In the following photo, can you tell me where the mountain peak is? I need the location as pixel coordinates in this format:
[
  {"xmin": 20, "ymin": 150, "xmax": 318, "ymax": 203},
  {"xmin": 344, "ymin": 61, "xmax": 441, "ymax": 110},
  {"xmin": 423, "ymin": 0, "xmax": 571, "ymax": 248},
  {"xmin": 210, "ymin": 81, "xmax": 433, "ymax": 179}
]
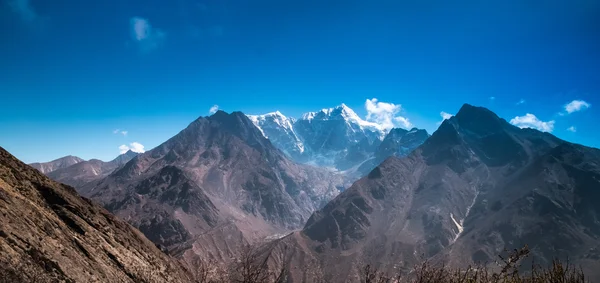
[
  {"xmin": 455, "ymin": 104, "xmax": 499, "ymax": 120},
  {"xmin": 300, "ymin": 104, "xmax": 383, "ymax": 133},
  {"xmin": 452, "ymin": 104, "xmax": 506, "ymax": 134}
]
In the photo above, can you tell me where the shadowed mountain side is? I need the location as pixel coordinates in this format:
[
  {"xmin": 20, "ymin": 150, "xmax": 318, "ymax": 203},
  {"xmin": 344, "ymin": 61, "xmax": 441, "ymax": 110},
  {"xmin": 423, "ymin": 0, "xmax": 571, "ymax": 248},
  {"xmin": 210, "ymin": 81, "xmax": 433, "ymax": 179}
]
[
  {"xmin": 264, "ymin": 104, "xmax": 600, "ymax": 282},
  {"xmin": 79, "ymin": 110, "xmax": 346, "ymax": 264}
]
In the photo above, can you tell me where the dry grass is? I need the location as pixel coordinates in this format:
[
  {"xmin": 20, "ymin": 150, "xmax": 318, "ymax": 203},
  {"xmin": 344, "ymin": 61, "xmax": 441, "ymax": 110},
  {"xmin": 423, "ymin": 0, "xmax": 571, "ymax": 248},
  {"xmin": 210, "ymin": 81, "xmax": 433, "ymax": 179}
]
[
  {"xmin": 362, "ymin": 246, "xmax": 587, "ymax": 283},
  {"xmin": 1, "ymin": 245, "xmax": 588, "ymax": 282}
]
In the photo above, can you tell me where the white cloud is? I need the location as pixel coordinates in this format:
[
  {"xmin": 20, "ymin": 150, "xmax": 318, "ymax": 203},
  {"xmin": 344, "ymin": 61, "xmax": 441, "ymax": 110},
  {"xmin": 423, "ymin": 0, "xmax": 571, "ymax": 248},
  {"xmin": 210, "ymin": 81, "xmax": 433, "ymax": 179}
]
[
  {"xmin": 489, "ymin": 96, "xmax": 496, "ymax": 101},
  {"xmin": 130, "ymin": 17, "xmax": 166, "ymax": 53},
  {"xmin": 119, "ymin": 142, "xmax": 145, "ymax": 154},
  {"xmin": 209, "ymin": 105, "xmax": 219, "ymax": 114},
  {"xmin": 9, "ymin": 0, "xmax": 36, "ymax": 22},
  {"xmin": 564, "ymin": 100, "xmax": 591, "ymax": 114},
  {"xmin": 113, "ymin": 129, "xmax": 128, "ymax": 136},
  {"xmin": 509, "ymin": 114, "xmax": 555, "ymax": 132},
  {"xmin": 567, "ymin": 126, "xmax": 577, "ymax": 133},
  {"xmin": 441, "ymin": 111, "xmax": 453, "ymax": 120},
  {"xmin": 517, "ymin": 99, "xmax": 525, "ymax": 105},
  {"xmin": 364, "ymin": 98, "xmax": 412, "ymax": 130},
  {"xmin": 394, "ymin": 116, "xmax": 412, "ymax": 129},
  {"xmin": 437, "ymin": 111, "xmax": 453, "ymax": 125},
  {"xmin": 120, "ymin": 131, "xmax": 128, "ymax": 136},
  {"xmin": 118, "ymin": 145, "xmax": 129, "ymax": 154}
]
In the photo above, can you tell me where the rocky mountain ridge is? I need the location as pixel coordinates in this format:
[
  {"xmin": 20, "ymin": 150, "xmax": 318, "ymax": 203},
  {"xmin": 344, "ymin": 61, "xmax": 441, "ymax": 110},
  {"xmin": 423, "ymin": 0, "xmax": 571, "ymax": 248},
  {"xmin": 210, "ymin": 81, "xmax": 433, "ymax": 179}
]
[
  {"xmin": 77, "ymin": 110, "xmax": 345, "ymax": 264},
  {"xmin": 30, "ymin": 155, "xmax": 84, "ymax": 174},
  {"xmin": 267, "ymin": 104, "xmax": 600, "ymax": 282},
  {"xmin": 46, "ymin": 150, "xmax": 138, "ymax": 188}
]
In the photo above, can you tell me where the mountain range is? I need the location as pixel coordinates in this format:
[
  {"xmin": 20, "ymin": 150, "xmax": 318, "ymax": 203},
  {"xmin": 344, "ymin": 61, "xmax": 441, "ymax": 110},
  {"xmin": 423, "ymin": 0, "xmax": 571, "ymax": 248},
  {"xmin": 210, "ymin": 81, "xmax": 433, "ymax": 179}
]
[
  {"xmin": 248, "ymin": 104, "xmax": 429, "ymax": 177},
  {"xmin": 268, "ymin": 104, "xmax": 600, "ymax": 281},
  {"xmin": 75, "ymin": 110, "xmax": 346, "ymax": 263},
  {"xmin": 5, "ymin": 102, "xmax": 600, "ymax": 282},
  {"xmin": 43, "ymin": 150, "xmax": 139, "ymax": 188},
  {"xmin": 30, "ymin": 155, "xmax": 85, "ymax": 174}
]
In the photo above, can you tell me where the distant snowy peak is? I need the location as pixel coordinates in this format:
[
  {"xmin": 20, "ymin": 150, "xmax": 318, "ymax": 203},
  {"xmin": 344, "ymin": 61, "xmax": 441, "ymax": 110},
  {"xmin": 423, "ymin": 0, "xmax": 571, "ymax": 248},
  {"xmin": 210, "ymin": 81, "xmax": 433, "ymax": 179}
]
[
  {"xmin": 300, "ymin": 103, "xmax": 384, "ymax": 135},
  {"xmin": 247, "ymin": 111, "xmax": 304, "ymax": 154},
  {"xmin": 248, "ymin": 111, "xmax": 294, "ymax": 131}
]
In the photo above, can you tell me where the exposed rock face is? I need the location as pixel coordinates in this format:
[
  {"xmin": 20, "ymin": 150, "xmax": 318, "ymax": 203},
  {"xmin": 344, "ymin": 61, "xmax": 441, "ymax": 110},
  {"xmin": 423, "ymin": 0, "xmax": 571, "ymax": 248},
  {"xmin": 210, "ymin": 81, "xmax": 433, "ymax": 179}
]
[
  {"xmin": 375, "ymin": 127, "xmax": 429, "ymax": 161},
  {"xmin": 80, "ymin": 111, "xmax": 345, "ymax": 263},
  {"xmin": 0, "ymin": 147, "xmax": 191, "ymax": 282},
  {"xmin": 46, "ymin": 150, "xmax": 138, "ymax": 187},
  {"xmin": 271, "ymin": 104, "xmax": 600, "ymax": 282},
  {"xmin": 249, "ymin": 104, "xmax": 428, "ymax": 177},
  {"xmin": 29, "ymin": 155, "xmax": 84, "ymax": 174},
  {"xmin": 354, "ymin": 127, "xmax": 430, "ymax": 177}
]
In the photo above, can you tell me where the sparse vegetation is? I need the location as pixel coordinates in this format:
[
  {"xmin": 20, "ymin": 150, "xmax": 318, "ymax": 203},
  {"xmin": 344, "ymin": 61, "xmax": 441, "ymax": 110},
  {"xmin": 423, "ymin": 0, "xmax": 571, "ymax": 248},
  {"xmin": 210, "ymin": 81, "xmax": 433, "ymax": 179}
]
[
  {"xmin": 360, "ymin": 246, "xmax": 587, "ymax": 283},
  {"xmin": 0, "ymin": 245, "xmax": 588, "ymax": 282},
  {"xmin": 185, "ymin": 245, "xmax": 588, "ymax": 283}
]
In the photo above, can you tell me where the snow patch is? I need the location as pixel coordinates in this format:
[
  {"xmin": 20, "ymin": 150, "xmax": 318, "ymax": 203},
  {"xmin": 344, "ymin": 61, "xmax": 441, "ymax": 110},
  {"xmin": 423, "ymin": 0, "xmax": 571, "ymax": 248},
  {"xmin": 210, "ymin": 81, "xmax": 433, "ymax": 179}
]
[
  {"xmin": 450, "ymin": 213, "xmax": 463, "ymax": 239},
  {"xmin": 247, "ymin": 111, "xmax": 305, "ymax": 153}
]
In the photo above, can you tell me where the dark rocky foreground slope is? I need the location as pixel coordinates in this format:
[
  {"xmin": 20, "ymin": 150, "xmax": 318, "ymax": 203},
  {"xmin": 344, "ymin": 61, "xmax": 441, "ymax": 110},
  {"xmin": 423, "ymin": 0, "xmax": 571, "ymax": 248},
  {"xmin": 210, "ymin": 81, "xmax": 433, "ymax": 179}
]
[
  {"xmin": 268, "ymin": 104, "xmax": 600, "ymax": 282},
  {"xmin": 0, "ymin": 147, "xmax": 191, "ymax": 282},
  {"xmin": 79, "ymin": 111, "xmax": 345, "ymax": 263}
]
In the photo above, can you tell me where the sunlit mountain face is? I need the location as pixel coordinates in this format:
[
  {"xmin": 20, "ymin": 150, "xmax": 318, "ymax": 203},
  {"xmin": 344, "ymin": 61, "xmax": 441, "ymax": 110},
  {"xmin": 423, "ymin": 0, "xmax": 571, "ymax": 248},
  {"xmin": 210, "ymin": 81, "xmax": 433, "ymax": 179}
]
[{"xmin": 1, "ymin": 0, "xmax": 599, "ymax": 282}]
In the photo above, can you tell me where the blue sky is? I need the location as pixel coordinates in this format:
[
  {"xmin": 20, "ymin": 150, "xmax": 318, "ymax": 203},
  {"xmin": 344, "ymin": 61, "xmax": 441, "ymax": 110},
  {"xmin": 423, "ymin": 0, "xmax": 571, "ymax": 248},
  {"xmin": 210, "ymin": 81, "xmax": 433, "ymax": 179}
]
[{"xmin": 1, "ymin": 0, "xmax": 599, "ymax": 163}]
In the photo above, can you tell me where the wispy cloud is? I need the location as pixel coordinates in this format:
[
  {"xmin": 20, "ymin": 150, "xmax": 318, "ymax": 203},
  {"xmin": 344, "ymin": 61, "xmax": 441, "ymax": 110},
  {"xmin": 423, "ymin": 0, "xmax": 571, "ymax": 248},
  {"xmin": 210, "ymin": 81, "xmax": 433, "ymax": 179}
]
[
  {"xmin": 9, "ymin": 0, "xmax": 36, "ymax": 22},
  {"xmin": 517, "ymin": 99, "xmax": 526, "ymax": 105},
  {"xmin": 489, "ymin": 96, "xmax": 496, "ymax": 101},
  {"xmin": 564, "ymin": 100, "xmax": 591, "ymax": 114},
  {"xmin": 130, "ymin": 17, "xmax": 166, "ymax": 53},
  {"xmin": 393, "ymin": 116, "xmax": 412, "ymax": 129},
  {"xmin": 567, "ymin": 126, "xmax": 577, "ymax": 133},
  {"xmin": 365, "ymin": 98, "xmax": 412, "ymax": 130},
  {"xmin": 509, "ymin": 113, "xmax": 555, "ymax": 132},
  {"xmin": 209, "ymin": 105, "xmax": 219, "ymax": 114},
  {"xmin": 113, "ymin": 129, "xmax": 128, "ymax": 136},
  {"xmin": 119, "ymin": 142, "xmax": 145, "ymax": 154},
  {"xmin": 437, "ymin": 111, "xmax": 453, "ymax": 125}
]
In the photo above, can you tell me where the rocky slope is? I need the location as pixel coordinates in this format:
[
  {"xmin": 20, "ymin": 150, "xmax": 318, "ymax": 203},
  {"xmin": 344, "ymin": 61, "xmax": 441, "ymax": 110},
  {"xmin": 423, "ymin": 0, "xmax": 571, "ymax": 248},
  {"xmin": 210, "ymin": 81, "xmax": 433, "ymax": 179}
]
[
  {"xmin": 47, "ymin": 150, "xmax": 138, "ymax": 187},
  {"xmin": 353, "ymin": 127, "xmax": 430, "ymax": 177},
  {"xmin": 0, "ymin": 147, "xmax": 191, "ymax": 282},
  {"xmin": 30, "ymin": 155, "xmax": 84, "ymax": 174},
  {"xmin": 269, "ymin": 104, "xmax": 600, "ymax": 282},
  {"xmin": 80, "ymin": 111, "xmax": 345, "ymax": 263}
]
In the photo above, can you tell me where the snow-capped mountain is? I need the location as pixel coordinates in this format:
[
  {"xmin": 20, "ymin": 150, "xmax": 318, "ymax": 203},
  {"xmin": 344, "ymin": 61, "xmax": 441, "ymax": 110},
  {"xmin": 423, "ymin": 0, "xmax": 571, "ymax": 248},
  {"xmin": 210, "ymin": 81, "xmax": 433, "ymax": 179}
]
[
  {"xmin": 247, "ymin": 111, "xmax": 305, "ymax": 159},
  {"xmin": 300, "ymin": 103, "xmax": 384, "ymax": 137},
  {"xmin": 294, "ymin": 104, "xmax": 384, "ymax": 170},
  {"xmin": 248, "ymin": 104, "xmax": 427, "ymax": 174}
]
